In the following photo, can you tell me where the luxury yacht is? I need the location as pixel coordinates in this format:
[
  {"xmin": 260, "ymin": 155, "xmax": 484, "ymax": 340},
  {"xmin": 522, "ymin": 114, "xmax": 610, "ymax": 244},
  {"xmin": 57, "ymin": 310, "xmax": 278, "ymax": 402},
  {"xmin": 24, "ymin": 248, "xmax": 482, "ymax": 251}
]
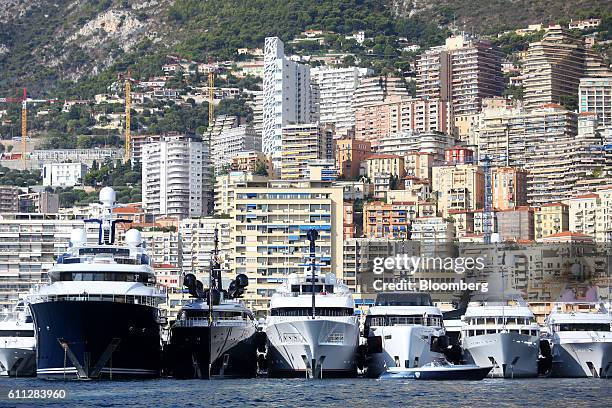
[
  {"xmin": 545, "ymin": 302, "xmax": 612, "ymax": 378},
  {"xmin": 461, "ymin": 294, "xmax": 540, "ymax": 378},
  {"xmin": 265, "ymin": 272, "xmax": 359, "ymax": 378},
  {"xmin": 29, "ymin": 187, "xmax": 166, "ymax": 379},
  {"xmin": 0, "ymin": 299, "xmax": 36, "ymax": 376},
  {"xmin": 166, "ymin": 231, "xmax": 257, "ymax": 379},
  {"xmin": 364, "ymin": 292, "xmax": 447, "ymax": 378}
]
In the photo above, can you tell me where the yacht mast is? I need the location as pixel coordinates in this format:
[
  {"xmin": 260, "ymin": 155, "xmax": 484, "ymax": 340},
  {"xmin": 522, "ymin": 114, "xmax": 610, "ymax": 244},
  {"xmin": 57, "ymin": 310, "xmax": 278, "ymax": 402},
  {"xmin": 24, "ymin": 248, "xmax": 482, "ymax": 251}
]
[{"xmin": 307, "ymin": 229, "xmax": 319, "ymax": 319}]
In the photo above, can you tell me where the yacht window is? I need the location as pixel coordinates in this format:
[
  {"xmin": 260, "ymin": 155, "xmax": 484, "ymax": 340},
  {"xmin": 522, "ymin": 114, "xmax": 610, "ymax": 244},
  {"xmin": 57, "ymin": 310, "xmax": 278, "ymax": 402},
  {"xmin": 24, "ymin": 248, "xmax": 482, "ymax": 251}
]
[
  {"xmin": 366, "ymin": 315, "xmax": 442, "ymax": 327},
  {"xmin": 56, "ymin": 272, "xmax": 156, "ymax": 284},
  {"xmin": 475, "ymin": 330, "xmax": 484, "ymax": 336},
  {"xmin": 0, "ymin": 330, "xmax": 34, "ymax": 337},
  {"xmin": 271, "ymin": 307, "xmax": 353, "ymax": 317},
  {"xmin": 557, "ymin": 323, "xmax": 611, "ymax": 332}
]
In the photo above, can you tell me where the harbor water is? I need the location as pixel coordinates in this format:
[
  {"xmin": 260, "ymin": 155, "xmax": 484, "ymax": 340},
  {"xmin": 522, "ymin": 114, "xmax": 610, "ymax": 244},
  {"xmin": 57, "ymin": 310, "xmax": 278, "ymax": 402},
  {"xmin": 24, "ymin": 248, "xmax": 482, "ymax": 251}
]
[{"xmin": 0, "ymin": 377, "xmax": 611, "ymax": 407}]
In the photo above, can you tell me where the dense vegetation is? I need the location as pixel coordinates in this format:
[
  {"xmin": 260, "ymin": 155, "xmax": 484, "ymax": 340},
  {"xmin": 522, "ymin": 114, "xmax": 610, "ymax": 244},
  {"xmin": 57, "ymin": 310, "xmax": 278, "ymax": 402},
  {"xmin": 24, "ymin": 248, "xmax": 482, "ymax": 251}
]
[{"xmin": 0, "ymin": 165, "xmax": 42, "ymax": 187}]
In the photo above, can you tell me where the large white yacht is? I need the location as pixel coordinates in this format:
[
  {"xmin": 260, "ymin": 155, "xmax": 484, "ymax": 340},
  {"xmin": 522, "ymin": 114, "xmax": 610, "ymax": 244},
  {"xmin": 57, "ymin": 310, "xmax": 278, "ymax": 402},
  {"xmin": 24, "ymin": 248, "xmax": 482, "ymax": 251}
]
[
  {"xmin": 29, "ymin": 187, "xmax": 167, "ymax": 379},
  {"xmin": 0, "ymin": 299, "xmax": 36, "ymax": 376},
  {"xmin": 461, "ymin": 294, "xmax": 540, "ymax": 378},
  {"xmin": 265, "ymin": 272, "xmax": 359, "ymax": 378},
  {"xmin": 364, "ymin": 292, "xmax": 446, "ymax": 378},
  {"xmin": 545, "ymin": 302, "xmax": 612, "ymax": 378}
]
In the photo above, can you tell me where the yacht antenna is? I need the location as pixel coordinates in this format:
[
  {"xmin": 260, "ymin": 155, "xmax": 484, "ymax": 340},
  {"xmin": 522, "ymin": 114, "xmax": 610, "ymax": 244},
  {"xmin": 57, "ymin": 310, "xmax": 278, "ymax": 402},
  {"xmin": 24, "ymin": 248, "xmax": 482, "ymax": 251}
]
[
  {"xmin": 307, "ymin": 229, "xmax": 319, "ymax": 320},
  {"xmin": 208, "ymin": 226, "xmax": 220, "ymax": 380}
]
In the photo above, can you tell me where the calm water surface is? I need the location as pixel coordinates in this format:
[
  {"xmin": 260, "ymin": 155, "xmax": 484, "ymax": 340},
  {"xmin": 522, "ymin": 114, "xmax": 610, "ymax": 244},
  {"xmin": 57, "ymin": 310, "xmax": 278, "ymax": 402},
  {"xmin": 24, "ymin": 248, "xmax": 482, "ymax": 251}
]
[{"xmin": 0, "ymin": 377, "xmax": 611, "ymax": 407}]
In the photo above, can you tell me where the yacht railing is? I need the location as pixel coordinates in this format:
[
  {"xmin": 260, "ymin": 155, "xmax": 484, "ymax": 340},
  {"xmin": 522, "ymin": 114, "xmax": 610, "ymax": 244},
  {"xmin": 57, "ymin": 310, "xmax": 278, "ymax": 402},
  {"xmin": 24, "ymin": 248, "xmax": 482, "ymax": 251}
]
[
  {"xmin": 31, "ymin": 293, "xmax": 165, "ymax": 307},
  {"xmin": 369, "ymin": 315, "xmax": 443, "ymax": 327},
  {"xmin": 173, "ymin": 316, "xmax": 252, "ymax": 327}
]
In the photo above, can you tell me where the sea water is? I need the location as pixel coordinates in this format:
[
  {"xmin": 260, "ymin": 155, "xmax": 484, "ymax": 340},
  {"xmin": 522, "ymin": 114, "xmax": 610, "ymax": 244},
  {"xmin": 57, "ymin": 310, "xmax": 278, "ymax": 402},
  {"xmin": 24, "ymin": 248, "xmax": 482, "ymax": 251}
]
[{"xmin": 0, "ymin": 377, "xmax": 611, "ymax": 407}]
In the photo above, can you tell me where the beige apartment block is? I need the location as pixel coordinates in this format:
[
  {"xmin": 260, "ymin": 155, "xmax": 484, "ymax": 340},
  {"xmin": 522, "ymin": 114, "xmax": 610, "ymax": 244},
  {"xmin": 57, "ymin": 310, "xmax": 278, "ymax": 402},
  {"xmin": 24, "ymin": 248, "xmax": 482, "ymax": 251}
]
[
  {"xmin": 334, "ymin": 136, "xmax": 372, "ymax": 179},
  {"xmin": 523, "ymin": 27, "xmax": 610, "ymax": 109},
  {"xmin": 432, "ymin": 164, "xmax": 484, "ymax": 217},
  {"xmin": 567, "ymin": 187, "xmax": 612, "ymax": 242},
  {"xmin": 491, "ymin": 167, "xmax": 528, "ymax": 210},
  {"xmin": 355, "ymin": 97, "xmax": 453, "ymax": 146},
  {"xmin": 534, "ymin": 203, "xmax": 569, "ymax": 241},
  {"xmin": 230, "ymin": 180, "xmax": 344, "ymax": 315},
  {"xmin": 280, "ymin": 124, "xmax": 333, "ymax": 181}
]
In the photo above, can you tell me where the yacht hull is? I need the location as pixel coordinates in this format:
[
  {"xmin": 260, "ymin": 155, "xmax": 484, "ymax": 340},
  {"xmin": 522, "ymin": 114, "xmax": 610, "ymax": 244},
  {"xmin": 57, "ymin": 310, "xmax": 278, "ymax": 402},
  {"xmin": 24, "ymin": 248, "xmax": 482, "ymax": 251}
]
[
  {"xmin": 550, "ymin": 340, "xmax": 612, "ymax": 378},
  {"xmin": 463, "ymin": 332, "xmax": 539, "ymax": 378},
  {"xmin": 166, "ymin": 324, "xmax": 257, "ymax": 379},
  {"xmin": 266, "ymin": 318, "xmax": 359, "ymax": 378},
  {"xmin": 366, "ymin": 325, "xmax": 445, "ymax": 378},
  {"xmin": 31, "ymin": 301, "xmax": 161, "ymax": 379},
  {"xmin": 0, "ymin": 346, "xmax": 36, "ymax": 377}
]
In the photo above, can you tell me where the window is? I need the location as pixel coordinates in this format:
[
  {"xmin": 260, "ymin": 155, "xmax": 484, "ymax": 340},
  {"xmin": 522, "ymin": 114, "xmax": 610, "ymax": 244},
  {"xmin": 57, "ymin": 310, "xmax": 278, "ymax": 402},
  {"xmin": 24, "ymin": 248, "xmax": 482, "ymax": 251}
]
[{"xmin": 270, "ymin": 307, "xmax": 353, "ymax": 317}]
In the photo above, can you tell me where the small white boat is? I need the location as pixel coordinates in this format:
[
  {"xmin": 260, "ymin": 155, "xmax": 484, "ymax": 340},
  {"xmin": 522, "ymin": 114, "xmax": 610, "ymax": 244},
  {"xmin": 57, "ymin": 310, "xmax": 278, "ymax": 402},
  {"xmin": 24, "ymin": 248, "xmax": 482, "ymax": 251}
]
[{"xmin": 379, "ymin": 359, "xmax": 493, "ymax": 380}]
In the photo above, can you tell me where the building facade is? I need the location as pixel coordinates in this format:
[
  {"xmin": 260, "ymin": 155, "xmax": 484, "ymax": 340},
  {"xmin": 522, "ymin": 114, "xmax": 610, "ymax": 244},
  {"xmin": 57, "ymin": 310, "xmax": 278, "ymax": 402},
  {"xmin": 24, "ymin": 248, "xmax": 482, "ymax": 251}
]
[
  {"xmin": 142, "ymin": 134, "xmax": 212, "ymax": 219},
  {"xmin": 230, "ymin": 180, "xmax": 344, "ymax": 314},
  {"xmin": 431, "ymin": 164, "xmax": 484, "ymax": 217},
  {"xmin": 211, "ymin": 123, "xmax": 260, "ymax": 174},
  {"xmin": 579, "ymin": 76, "xmax": 612, "ymax": 128},
  {"xmin": 280, "ymin": 124, "xmax": 333, "ymax": 180},
  {"xmin": 42, "ymin": 162, "xmax": 88, "ymax": 187},
  {"xmin": 310, "ymin": 66, "xmax": 371, "ymax": 135},
  {"xmin": 262, "ymin": 37, "xmax": 311, "ymax": 165}
]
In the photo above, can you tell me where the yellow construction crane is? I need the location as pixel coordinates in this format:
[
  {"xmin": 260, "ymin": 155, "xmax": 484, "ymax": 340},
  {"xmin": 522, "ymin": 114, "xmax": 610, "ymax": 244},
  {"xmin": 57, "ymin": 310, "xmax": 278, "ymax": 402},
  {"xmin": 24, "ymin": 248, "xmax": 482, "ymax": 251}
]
[
  {"xmin": 207, "ymin": 59, "xmax": 217, "ymax": 127},
  {"xmin": 1, "ymin": 87, "xmax": 58, "ymax": 168},
  {"xmin": 118, "ymin": 69, "xmax": 137, "ymax": 163}
]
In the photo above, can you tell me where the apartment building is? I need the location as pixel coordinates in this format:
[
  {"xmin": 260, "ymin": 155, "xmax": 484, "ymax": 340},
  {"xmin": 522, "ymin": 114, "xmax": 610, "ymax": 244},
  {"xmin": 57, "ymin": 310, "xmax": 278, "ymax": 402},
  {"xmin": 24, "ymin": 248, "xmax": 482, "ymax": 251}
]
[
  {"xmin": 230, "ymin": 180, "xmax": 344, "ymax": 314},
  {"xmin": 310, "ymin": 66, "xmax": 372, "ymax": 135},
  {"xmin": 568, "ymin": 187, "xmax": 612, "ymax": 242},
  {"xmin": 280, "ymin": 124, "xmax": 333, "ymax": 180},
  {"xmin": 139, "ymin": 228, "xmax": 181, "ymax": 268},
  {"xmin": 491, "ymin": 167, "xmax": 528, "ymax": 210},
  {"xmin": 363, "ymin": 201, "xmax": 418, "ymax": 240},
  {"xmin": 523, "ymin": 27, "xmax": 610, "ymax": 109},
  {"xmin": 142, "ymin": 134, "xmax": 212, "ymax": 219},
  {"xmin": 214, "ymin": 171, "xmax": 269, "ymax": 216},
  {"xmin": 18, "ymin": 191, "xmax": 60, "ymax": 213},
  {"xmin": 377, "ymin": 131, "xmax": 456, "ymax": 163},
  {"xmin": 496, "ymin": 207, "xmax": 535, "ymax": 242},
  {"xmin": 230, "ymin": 151, "xmax": 274, "ymax": 176},
  {"xmin": 0, "ymin": 214, "xmax": 96, "ymax": 308},
  {"xmin": 352, "ymin": 76, "xmax": 410, "ymax": 110},
  {"xmin": 366, "ymin": 154, "xmax": 405, "ymax": 199},
  {"xmin": 354, "ymin": 97, "xmax": 453, "ymax": 145},
  {"xmin": 431, "ymin": 164, "xmax": 484, "ymax": 216},
  {"xmin": 343, "ymin": 238, "xmax": 421, "ymax": 299},
  {"xmin": 334, "ymin": 135, "xmax": 372, "ymax": 179},
  {"xmin": 0, "ymin": 186, "xmax": 19, "ymax": 212},
  {"xmin": 262, "ymin": 37, "xmax": 311, "ymax": 166},
  {"xmin": 416, "ymin": 35, "xmax": 503, "ymax": 115},
  {"xmin": 410, "ymin": 217, "xmax": 456, "ymax": 257},
  {"xmin": 475, "ymin": 105, "xmax": 607, "ymax": 205},
  {"xmin": 579, "ymin": 76, "xmax": 612, "ymax": 128},
  {"xmin": 211, "ymin": 123, "xmax": 260, "ymax": 174},
  {"xmin": 534, "ymin": 203, "xmax": 569, "ymax": 241},
  {"xmin": 179, "ymin": 218, "xmax": 232, "ymax": 277},
  {"xmin": 404, "ymin": 152, "xmax": 435, "ymax": 180},
  {"xmin": 42, "ymin": 162, "xmax": 88, "ymax": 187}
]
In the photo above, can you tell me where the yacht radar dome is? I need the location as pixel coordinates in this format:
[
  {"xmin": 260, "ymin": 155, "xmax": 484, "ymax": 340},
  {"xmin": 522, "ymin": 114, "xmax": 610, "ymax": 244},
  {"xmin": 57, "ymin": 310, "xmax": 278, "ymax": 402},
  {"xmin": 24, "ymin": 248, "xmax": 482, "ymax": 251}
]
[
  {"xmin": 99, "ymin": 187, "xmax": 116, "ymax": 206},
  {"xmin": 69, "ymin": 228, "xmax": 87, "ymax": 247},
  {"xmin": 124, "ymin": 229, "xmax": 143, "ymax": 247}
]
